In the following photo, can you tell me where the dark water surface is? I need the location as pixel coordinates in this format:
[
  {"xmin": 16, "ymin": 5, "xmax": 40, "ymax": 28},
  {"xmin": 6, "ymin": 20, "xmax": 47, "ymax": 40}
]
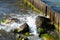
[{"xmin": 41, "ymin": 0, "xmax": 60, "ymax": 13}]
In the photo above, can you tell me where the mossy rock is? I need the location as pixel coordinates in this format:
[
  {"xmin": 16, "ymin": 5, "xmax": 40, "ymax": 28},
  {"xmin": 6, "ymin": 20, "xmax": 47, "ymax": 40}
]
[
  {"xmin": 19, "ymin": 37, "xmax": 24, "ymax": 40},
  {"xmin": 0, "ymin": 30, "xmax": 7, "ymax": 36},
  {"xmin": 16, "ymin": 34, "xmax": 28, "ymax": 40},
  {"xmin": 24, "ymin": 32, "xmax": 31, "ymax": 36},
  {"xmin": 41, "ymin": 34, "xmax": 55, "ymax": 40},
  {"xmin": 18, "ymin": 37, "xmax": 28, "ymax": 40},
  {"xmin": 38, "ymin": 28, "xmax": 44, "ymax": 32},
  {"xmin": 0, "ymin": 19, "xmax": 6, "ymax": 23}
]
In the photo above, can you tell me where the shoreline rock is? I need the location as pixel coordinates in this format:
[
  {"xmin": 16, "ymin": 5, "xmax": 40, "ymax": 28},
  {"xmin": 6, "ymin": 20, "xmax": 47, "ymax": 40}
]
[
  {"xmin": 35, "ymin": 16, "xmax": 56, "ymax": 36},
  {"xmin": 13, "ymin": 23, "xmax": 30, "ymax": 34}
]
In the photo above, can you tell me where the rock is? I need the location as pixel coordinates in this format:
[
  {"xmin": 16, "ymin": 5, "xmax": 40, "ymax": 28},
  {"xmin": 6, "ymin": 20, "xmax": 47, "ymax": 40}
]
[
  {"xmin": 13, "ymin": 23, "xmax": 30, "ymax": 34},
  {"xmin": 0, "ymin": 30, "xmax": 16, "ymax": 40},
  {"xmin": 35, "ymin": 16, "xmax": 43, "ymax": 28},
  {"xmin": 0, "ymin": 30, "xmax": 7, "ymax": 35},
  {"xmin": 49, "ymin": 30, "xmax": 60, "ymax": 40},
  {"xmin": 1, "ymin": 18, "xmax": 20, "ymax": 26},
  {"xmin": 16, "ymin": 34, "xmax": 29, "ymax": 40},
  {"xmin": 11, "ymin": 18, "xmax": 20, "ymax": 22},
  {"xmin": 35, "ymin": 16, "xmax": 51, "ymax": 28},
  {"xmin": 6, "ymin": 18, "xmax": 19, "ymax": 23},
  {"xmin": 28, "ymin": 36, "xmax": 41, "ymax": 40},
  {"xmin": 36, "ymin": 16, "xmax": 55, "ymax": 35},
  {"xmin": 1, "ymin": 18, "xmax": 20, "ymax": 24},
  {"xmin": 41, "ymin": 34, "xmax": 55, "ymax": 40}
]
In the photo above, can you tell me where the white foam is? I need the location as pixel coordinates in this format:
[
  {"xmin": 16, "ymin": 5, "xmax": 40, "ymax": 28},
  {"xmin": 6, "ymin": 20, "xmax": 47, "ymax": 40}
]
[
  {"xmin": 26, "ymin": 16, "xmax": 38, "ymax": 35},
  {"xmin": 0, "ymin": 22, "xmax": 23, "ymax": 32},
  {"xmin": 0, "ymin": 10, "xmax": 39, "ymax": 35}
]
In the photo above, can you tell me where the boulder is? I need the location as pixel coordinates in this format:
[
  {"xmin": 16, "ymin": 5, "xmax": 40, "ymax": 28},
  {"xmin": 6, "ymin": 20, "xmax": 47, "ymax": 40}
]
[
  {"xmin": 13, "ymin": 23, "xmax": 30, "ymax": 34},
  {"xmin": 35, "ymin": 16, "xmax": 55, "ymax": 34},
  {"xmin": 35, "ymin": 16, "xmax": 51, "ymax": 28},
  {"xmin": 35, "ymin": 16, "xmax": 43, "ymax": 28}
]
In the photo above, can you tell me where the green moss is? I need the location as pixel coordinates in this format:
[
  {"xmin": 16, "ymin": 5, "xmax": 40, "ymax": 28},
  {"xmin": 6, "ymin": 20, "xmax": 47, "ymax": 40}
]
[
  {"xmin": 38, "ymin": 28, "xmax": 44, "ymax": 32},
  {"xmin": 24, "ymin": 32, "xmax": 31, "ymax": 36},
  {"xmin": 2, "ymin": 20, "xmax": 6, "ymax": 22},
  {"xmin": 23, "ymin": 0, "xmax": 41, "ymax": 13},
  {"xmin": 54, "ymin": 24, "xmax": 60, "ymax": 33},
  {"xmin": 16, "ymin": 34, "xmax": 28, "ymax": 40},
  {"xmin": 19, "ymin": 37, "xmax": 24, "ymax": 40},
  {"xmin": 41, "ymin": 34, "xmax": 55, "ymax": 40},
  {"xmin": 41, "ymin": 34, "xmax": 51, "ymax": 38},
  {"xmin": 0, "ymin": 19, "xmax": 6, "ymax": 23}
]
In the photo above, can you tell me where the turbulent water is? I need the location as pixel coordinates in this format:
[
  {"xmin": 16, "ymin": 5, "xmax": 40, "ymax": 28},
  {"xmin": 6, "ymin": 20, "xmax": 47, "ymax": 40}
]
[
  {"xmin": 0, "ymin": 0, "xmax": 59, "ymax": 40},
  {"xmin": 0, "ymin": 9, "xmax": 41, "ymax": 40},
  {"xmin": 0, "ymin": 9, "xmax": 39, "ymax": 33},
  {"xmin": 41, "ymin": 0, "xmax": 60, "ymax": 13},
  {"xmin": 0, "ymin": 0, "xmax": 49, "ymax": 36},
  {"xmin": 0, "ymin": 1, "xmax": 43, "ymax": 40}
]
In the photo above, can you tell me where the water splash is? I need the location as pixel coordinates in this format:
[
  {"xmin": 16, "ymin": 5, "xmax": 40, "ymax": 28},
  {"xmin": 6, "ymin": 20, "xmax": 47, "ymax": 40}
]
[
  {"xmin": 26, "ymin": 16, "xmax": 38, "ymax": 35},
  {"xmin": 0, "ymin": 12, "xmax": 39, "ymax": 35}
]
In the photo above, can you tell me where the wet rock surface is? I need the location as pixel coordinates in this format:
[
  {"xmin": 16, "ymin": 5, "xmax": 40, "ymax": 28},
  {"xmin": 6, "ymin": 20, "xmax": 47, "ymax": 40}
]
[
  {"xmin": 28, "ymin": 36, "xmax": 41, "ymax": 40},
  {"xmin": 1, "ymin": 18, "xmax": 20, "ymax": 24},
  {"xmin": 10, "ymin": 18, "xmax": 20, "ymax": 23},
  {"xmin": 35, "ymin": 16, "xmax": 57, "ymax": 38},
  {"xmin": 0, "ymin": 30, "xmax": 16, "ymax": 40},
  {"xmin": 13, "ymin": 23, "xmax": 30, "ymax": 34},
  {"xmin": 36, "ymin": 16, "xmax": 55, "ymax": 32},
  {"xmin": 35, "ymin": 16, "xmax": 51, "ymax": 28}
]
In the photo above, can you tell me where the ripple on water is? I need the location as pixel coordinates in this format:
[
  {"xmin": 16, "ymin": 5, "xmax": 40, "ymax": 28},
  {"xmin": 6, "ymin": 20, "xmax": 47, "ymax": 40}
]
[{"xmin": 41, "ymin": 0, "xmax": 60, "ymax": 13}]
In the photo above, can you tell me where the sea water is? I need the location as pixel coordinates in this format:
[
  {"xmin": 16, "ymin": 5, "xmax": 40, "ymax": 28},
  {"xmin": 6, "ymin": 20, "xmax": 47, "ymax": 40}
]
[{"xmin": 41, "ymin": 0, "xmax": 60, "ymax": 13}]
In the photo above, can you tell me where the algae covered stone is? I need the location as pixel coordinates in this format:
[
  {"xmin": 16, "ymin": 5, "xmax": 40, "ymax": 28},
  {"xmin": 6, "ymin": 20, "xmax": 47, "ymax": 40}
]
[
  {"xmin": 41, "ymin": 34, "xmax": 55, "ymax": 40},
  {"xmin": 13, "ymin": 23, "xmax": 30, "ymax": 34}
]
